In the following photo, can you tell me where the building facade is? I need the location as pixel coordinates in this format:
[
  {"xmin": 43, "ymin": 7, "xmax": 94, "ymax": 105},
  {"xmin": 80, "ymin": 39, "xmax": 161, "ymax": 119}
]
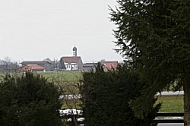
[{"xmin": 59, "ymin": 46, "xmax": 83, "ymax": 70}]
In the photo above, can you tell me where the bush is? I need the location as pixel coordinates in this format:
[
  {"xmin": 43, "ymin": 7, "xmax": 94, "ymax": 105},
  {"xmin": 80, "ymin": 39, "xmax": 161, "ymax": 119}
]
[
  {"xmin": 80, "ymin": 63, "xmax": 160, "ymax": 126},
  {"xmin": 0, "ymin": 72, "xmax": 63, "ymax": 126}
]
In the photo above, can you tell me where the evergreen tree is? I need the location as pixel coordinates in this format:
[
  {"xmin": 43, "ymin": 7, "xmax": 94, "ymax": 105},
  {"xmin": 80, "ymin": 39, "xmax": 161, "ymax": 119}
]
[
  {"xmin": 110, "ymin": 0, "xmax": 190, "ymax": 125},
  {"xmin": 0, "ymin": 72, "xmax": 62, "ymax": 126},
  {"xmin": 81, "ymin": 63, "xmax": 160, "ymax": 126}
]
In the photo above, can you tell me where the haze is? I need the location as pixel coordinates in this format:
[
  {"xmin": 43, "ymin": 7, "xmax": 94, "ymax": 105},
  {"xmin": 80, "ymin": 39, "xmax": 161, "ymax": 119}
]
[{"xmin": 0, "ymin": 0, "xmax": 123, "ymax": 62}]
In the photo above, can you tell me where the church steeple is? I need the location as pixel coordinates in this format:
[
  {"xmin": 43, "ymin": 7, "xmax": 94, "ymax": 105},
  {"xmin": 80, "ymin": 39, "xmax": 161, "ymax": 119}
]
[{"xmin": 73, "ymin": 46, "xmax": 77, "ymax": 57}]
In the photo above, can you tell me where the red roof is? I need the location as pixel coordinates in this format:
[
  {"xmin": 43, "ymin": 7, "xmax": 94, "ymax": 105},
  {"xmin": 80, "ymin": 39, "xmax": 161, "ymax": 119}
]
[
  {"xmin": 23, "ymin": 65, "xmax": 45, "ymax": 71},
  {"xmin": 29, "ymin": 65, "xmax": 45, "ymax": 70},
  {"xmin": 102, "ymin": 61, "xmax": 118, "ymax": 69}
]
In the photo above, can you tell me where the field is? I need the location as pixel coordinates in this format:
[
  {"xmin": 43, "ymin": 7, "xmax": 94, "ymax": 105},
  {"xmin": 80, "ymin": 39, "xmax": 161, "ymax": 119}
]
[
  {"xmin": 33, "ymin": 71, "xmax": 186, "ymax": 113},
  {"xmin": 157, "ymin": 95, "xmax": 184, "ymax": 112},
  {"xmin": 0, "ymin": 71, "xmax": 83, "ymax": 82},
  {"xmin": 36, "ymin": 71, "xmax": 83, "ymax": 83},
  {"xmin": 40, "ymin": 71, "xmax": 83, "ymax": 109},
  {"xmin": 37, "ymin": 71, "xmax": 83, "ymax": 96},
  {"xmin": 0, "ymin": 71, "xmax": 83, "ymax": 95},
  {"xmin": 0, "ymin": 71, "xmax": 184, "ymax": 112},
  {"xmin": 39, "ymin": 71, "xmax": 83, "ymax": 83}
]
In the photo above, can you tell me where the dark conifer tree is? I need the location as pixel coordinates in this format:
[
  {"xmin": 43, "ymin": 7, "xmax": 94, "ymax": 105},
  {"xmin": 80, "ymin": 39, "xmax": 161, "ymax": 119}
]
[
  {"xmin": 0, "ymin": 72, "xmax": 62, "ymax": 126},
  {"xmin": 110, "ymin": 0, "xmax": 190, "ymax": 125}
]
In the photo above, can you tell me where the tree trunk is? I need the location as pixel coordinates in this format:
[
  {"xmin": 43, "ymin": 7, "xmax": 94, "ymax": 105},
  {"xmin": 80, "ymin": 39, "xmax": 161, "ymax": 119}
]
[{"xmin": 184, "ymin": 81, "xmax": 190, "ymax": 126}]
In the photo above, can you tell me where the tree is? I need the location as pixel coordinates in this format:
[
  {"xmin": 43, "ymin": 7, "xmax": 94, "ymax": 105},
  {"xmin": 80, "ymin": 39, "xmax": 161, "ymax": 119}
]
[
  {"xmin": 0, "ymin": 57, "xmax": 19, "ymax": 73},
  {"xmin": 80, "ymin": 63, "xmax": 160, "ymax": 126},
  {"xmin": 110, "ymin": 0, "xmax": 190, "ymax": 125},
  {"xmin": 0, "ymin": 72, "xmax": 63, "ymax": 126}
]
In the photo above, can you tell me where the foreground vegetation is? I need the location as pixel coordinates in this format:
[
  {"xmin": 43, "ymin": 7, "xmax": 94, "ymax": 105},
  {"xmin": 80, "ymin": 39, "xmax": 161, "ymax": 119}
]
[
  {"xmin": 42, "ymin": 72, "xmax": 185, "ymax": 115},
  {"xmin": 39, "ymin": 71, "xmax": 185, "ymax": 113},
  {"xmin": 80, "ymin": 64, "xmax": 160, "ymax": 126},
  {"xmin": 0, "ymin": 70, "xmax": 184, "ymax": 126},
  {"xmin": 0, "ymin": 71, "xmax": 184, "ymax": 113},
  {"xmin": 111, "ymin": 0, "xmax": 189, "ymax": 124},
  {"xmin": 0, "ymin": 72, "xmax": 63, "ymax": 126},
  {"xmin": 62, "ymin": 95, "xmax": 184, "ymax": 113}
]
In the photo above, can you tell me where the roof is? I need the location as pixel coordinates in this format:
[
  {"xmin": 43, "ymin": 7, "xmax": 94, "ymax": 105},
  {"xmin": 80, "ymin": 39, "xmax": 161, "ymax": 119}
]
[
  {"xmin": 23, "ymin": 65, "xmax": 45, "ymax": 70},
  {"xmin": 83, "ymin": 63, "xmax": 98, "ymax": 67},
  {"xmin": 73, "ymin": 46, "xmax": 77, "ymax": 51},
  {"xmin": 30, "ymin": 65, "xmax": 45, "ymax": 70},
  {"xmin": 101, "ymin": 61, "xmax": 118, "ymax": 69},
  {"xmin": 21, "ymin": 61, "xmax": 50, "ymax": 65},
  {"xmin": 60, "ymin": 56, "xmax": 82, "ymax": 64}
]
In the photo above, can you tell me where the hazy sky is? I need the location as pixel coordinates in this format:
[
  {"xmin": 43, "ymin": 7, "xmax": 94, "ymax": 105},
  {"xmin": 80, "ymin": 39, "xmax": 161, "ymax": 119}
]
[{"xmin": 0, "ymin": 0, "xmax": 123, "ymax": 62}]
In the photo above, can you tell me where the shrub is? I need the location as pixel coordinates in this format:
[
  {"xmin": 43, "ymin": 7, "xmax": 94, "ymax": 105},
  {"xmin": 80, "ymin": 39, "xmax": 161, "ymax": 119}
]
[
  {"xmin": 80, "ymin": 63, "xmax": 160, "ymax": 126},
  {"xmin": 0, "ymin": 72, "xmax": 63, "ymax": 126}
]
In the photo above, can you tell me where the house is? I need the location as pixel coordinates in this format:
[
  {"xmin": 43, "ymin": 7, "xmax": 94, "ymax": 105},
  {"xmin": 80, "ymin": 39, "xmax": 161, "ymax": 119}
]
[
  {"xmin": 60, "ymin": 56, "xmax": 83, "ymax": 70},
  {"xmin": 83, "ymin": 62, "xmax": 98, "ymax": 72},
  {"xmin": 83, "ymin": 60, "xmax": 119, "ymax": 72},
  {"xmin": 22, "ymin": 65, "xmax": 45, "ymax": 72},
  {"xmin": 20, "ymin": 60, "xmax": 53, "ymax": 72},
  {"xmin": 59, "ymin": 46, "xmax": 83, "ymax": 71},
  {"xmin": 100, "ymin": 60, "xmax": 119, "ymax": 71}
]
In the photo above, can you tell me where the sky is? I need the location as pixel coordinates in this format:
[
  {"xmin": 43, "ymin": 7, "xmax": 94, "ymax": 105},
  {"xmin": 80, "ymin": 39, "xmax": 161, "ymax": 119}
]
[{"xmin": 0, "ymin": 0, "xmax": 123, "ymax": 63}]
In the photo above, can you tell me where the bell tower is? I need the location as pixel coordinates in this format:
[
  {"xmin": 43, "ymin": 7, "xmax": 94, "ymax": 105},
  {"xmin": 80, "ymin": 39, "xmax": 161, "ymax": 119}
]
[{"xmin": 73, "ymin": 46, "xmax": 77, "ymax": 57}]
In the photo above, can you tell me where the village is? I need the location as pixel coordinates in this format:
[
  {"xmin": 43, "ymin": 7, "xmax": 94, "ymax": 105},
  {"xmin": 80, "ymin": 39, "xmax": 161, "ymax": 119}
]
[{"xmin": 0, "ymin": 46, "xmax": 120, "ymax": 72}]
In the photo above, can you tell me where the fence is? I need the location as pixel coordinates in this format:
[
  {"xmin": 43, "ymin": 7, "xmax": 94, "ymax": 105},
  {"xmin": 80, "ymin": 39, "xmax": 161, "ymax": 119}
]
[{"xmin": 153, "ymin": 112, "xmax": 184, "ymax": 124}]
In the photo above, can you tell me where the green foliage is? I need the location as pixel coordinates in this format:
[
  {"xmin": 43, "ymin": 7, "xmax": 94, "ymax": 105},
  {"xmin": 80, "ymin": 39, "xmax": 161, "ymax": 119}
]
[
  {"xmin": 80, "ymin": 63, "xmax": 160, "ymax": 126},
  {"xmin": 0, "ymin": 72, "xmax": 63, "ymax": 126},
  {"xmin": 110, "ymin": 0, "xmax": 190, "ymax": 118}
]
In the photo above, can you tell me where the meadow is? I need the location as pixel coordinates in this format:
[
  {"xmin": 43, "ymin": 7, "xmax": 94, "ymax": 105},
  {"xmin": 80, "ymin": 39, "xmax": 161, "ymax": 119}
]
[
  {"xmin": 0, "ymin": 71, "xmax": 83, "ymax": 95},
  {"xmin": 40, "ymin": 70, "xmax": 83, "ymax": 83},
  {"xmin": 40, "ymin": 71, "xmax": 83, "ymax": 95},
  {"xmin": 0, "ymin": 71, "xmax": 184, "ymax": 112},
  {"xmin": 157, "ymin": 95, "xmax": 183, "ymax": 112},
  {"xmin": 40, "ymin": 71, "xmax": 184, "ymax": 112},
  {"xmin": 39, "ymin": 71, "xmax": 83, "ymax": 109}
]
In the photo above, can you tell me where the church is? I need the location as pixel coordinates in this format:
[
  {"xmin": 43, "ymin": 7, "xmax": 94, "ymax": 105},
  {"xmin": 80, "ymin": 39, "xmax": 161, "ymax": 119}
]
[{"xmin": 59, "ymin": 46, "xmax": 83, "ymax": 70}]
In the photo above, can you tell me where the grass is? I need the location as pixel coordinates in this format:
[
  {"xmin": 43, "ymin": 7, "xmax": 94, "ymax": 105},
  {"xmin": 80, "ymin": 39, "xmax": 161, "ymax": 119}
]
[
  {"xmin": 40, "ymin": 71, "xmax": 183, "ymax": 113},
  {"xmin": 38, "ymin": 71, "xmax": 83, "ymax": 83},
  {"xmin": 40, "ymin": 71, "xmax": 83, "ymax": 109},
  {"xmin": 0, "ymin": 71, "xmax": 185, "ymax": 112},
  {"xmin": 6, "ymin": 70, "xmax": 81, "ymax": 85},
  {"xmin": 0, "ymin": 71, "xmax": 83, "ymax": 94},
  {"xmin": 0, "ymin": 71, "xmax": 83, "ymax": 83},
  {"xmin": 157, "ymin": 95, "xmax": 184, "ymax": 112},
  {"xmin": 41, "ymin": 71, "xmax": 83, "ymax": 94}
]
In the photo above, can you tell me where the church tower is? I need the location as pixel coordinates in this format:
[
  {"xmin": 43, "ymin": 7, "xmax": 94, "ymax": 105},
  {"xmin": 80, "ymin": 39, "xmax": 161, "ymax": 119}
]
[{"xmin": 73, "ymin": 46, "xmax": 77, "ymax": 57}]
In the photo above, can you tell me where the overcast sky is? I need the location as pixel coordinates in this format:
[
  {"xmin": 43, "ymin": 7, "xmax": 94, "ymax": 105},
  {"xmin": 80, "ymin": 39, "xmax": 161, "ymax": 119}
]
[{"xmin": 0, "ymin": 0, "xmax": 123, "ymax": 63}]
